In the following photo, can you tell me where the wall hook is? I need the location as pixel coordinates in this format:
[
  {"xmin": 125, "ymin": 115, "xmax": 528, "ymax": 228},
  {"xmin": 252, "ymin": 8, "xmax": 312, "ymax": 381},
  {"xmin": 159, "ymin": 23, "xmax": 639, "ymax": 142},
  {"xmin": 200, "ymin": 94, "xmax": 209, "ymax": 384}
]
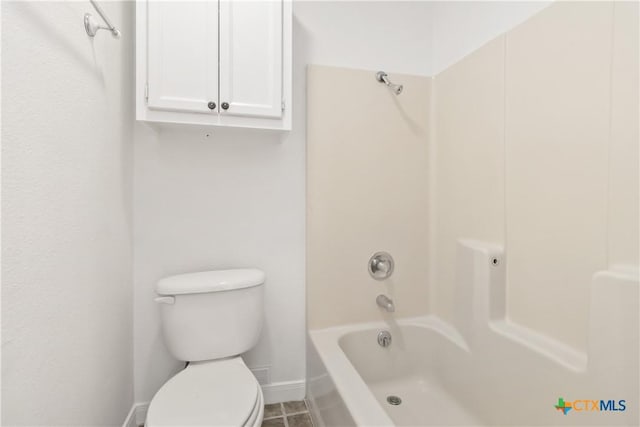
[{"xmin": 85, "ymin": 0, "xmax": 120, "ymax": 38}]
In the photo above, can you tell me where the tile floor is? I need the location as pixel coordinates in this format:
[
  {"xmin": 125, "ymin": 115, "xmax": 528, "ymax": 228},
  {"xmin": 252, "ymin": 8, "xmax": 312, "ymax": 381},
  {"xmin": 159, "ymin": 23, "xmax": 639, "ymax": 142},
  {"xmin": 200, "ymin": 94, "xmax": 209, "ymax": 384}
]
[{"xmin": 262, "ymin": 400, "xmax": 313, "ymax": 427}]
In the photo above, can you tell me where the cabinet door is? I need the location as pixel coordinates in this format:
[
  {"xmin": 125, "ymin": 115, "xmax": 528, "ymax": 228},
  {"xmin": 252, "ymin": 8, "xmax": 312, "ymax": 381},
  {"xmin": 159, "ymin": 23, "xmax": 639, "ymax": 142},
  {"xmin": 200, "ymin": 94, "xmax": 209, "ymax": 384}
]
[
  {"xmin": 147, "ymin": 1, "xmax": 218, "ymax": 114},
  {"xmin": 219, "ymin": 0, "xmax": 283, "ymax": 119}
]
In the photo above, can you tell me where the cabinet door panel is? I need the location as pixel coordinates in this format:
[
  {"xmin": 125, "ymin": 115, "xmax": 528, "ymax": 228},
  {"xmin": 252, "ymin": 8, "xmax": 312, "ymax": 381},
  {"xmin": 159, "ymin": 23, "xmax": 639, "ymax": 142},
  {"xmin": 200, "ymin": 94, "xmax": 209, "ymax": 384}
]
[
  {"xmin": 147, "ymin": 1, "xmax": 218, "ymax": 114},
  {"xmin": 219, "ymin": 0, "xmax": 283, "ymax": 119}
]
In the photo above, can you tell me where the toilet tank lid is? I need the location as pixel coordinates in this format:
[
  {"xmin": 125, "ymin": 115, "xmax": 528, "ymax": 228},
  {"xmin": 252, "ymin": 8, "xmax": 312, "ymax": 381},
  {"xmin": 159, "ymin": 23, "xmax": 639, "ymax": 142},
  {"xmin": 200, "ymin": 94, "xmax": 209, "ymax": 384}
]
[{"xmin": 156, "ymin": 269, "xmax": 265, "ymax": 296}]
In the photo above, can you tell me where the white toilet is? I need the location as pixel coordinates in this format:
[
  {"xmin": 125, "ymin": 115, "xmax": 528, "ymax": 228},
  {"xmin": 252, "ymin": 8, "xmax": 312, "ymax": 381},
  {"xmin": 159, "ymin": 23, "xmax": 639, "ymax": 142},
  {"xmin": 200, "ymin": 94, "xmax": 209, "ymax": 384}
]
[{"xmin": 146, "ymin": 269, "xmax": 266, "ymax": 427}]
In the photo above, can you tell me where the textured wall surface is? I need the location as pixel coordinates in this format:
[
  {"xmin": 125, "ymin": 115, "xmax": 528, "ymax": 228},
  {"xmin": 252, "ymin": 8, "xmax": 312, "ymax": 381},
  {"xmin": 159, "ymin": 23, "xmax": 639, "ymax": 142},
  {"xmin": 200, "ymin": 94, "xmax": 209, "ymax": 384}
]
[
  {"xmin": 4, "ymin": 0, "xmax": 635, "ymax": 423},
  {"xmin": 132, "ymin": 0, "xmax": 435, "ymax": 404},
  {"xmin": 1, "ymin": 1, "xmax": 134, "ymax": 424}
]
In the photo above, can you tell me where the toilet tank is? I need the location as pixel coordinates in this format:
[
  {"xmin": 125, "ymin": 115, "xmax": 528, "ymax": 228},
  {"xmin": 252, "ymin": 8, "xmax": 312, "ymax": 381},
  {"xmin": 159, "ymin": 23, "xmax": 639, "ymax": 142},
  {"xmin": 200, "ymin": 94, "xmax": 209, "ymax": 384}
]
[{"xmin": 155, "ymin": 269, "xmax": 265, "ymax": 362}]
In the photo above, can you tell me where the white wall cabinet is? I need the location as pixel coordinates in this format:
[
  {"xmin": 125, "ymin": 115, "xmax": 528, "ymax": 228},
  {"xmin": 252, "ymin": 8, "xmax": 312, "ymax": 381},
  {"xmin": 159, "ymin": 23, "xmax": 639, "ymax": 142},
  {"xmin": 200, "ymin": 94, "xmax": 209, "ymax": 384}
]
[{"xmin": 136, "ymin": 1, "xmax": 292, "ymax": 130}]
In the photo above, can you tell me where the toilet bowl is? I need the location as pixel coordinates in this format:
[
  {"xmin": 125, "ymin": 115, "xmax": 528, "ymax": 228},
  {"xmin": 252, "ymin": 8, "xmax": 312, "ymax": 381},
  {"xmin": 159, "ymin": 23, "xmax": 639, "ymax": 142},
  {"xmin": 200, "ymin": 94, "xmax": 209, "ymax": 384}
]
[
  {"xmin": 146, "ymin": 269, "xmax": 266, "ymax": 426},
  {"xmin": 146, "ymin": 357, "xmax": 264, "ymax": 427}
]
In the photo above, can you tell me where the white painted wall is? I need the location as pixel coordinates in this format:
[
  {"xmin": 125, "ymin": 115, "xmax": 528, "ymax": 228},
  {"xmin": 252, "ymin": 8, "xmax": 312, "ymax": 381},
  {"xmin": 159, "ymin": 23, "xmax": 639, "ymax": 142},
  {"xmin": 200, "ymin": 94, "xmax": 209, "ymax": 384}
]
[
  {"xmin": 295, "ymin": 1, "xmax": 434, "ymax": 75},
  {"xmin": 432, "ymin": 1, "xmax": 551, "ymax": 74},
  {"xmin": 1, "ymin": 1, "xmax": 134, "ymax": 425},
  {"xmin": 0, "ymin": 0, "xmax": 567, "ymax": 420},
  {"xmin": 133, "ymin": 0, "xmax": 560, "ymax": 406},
  {"xmin": 133, "ymin": 1, "xmax": 434, "ymax": 404}
]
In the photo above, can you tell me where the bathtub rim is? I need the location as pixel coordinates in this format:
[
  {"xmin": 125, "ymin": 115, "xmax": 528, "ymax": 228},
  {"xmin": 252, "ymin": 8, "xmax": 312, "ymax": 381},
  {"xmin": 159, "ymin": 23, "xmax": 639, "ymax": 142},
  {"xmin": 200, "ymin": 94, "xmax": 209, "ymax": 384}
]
[{"xmin": 308, "ymin": 315, "xmax": 470, "ymax": 426}]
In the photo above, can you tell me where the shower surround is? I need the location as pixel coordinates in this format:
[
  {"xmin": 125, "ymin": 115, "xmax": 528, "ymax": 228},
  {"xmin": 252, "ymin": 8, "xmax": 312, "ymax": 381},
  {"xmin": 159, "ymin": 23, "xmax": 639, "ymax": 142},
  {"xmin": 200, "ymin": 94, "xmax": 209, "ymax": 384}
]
[
  {"xmin": 307, "ymin": 242, "xmax": 638, "ymax": 426},
  {"xmin": 306, "ymin": 2, "xmax": 639, "ymax": 426}
]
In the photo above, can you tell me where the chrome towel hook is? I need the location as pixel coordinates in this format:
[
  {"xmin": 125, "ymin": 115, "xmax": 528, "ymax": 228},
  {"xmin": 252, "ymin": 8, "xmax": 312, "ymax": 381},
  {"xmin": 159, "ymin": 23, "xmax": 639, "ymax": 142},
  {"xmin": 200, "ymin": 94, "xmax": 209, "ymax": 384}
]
[
  {"xmin": 84, "ymin": 0, "xmax": 120, "ymax": 38},
  {"xmin": 376, "ymin": 71, "xmax": 403, "ymax": 95}
]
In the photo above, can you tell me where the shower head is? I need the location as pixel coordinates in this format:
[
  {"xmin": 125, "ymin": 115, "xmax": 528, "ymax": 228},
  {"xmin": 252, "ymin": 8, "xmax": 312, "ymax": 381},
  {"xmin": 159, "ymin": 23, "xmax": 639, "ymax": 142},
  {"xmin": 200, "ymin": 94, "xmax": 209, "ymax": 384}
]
[{"xmin": 376, "ymin": 71, "xmax": 403, "ymax": 95}]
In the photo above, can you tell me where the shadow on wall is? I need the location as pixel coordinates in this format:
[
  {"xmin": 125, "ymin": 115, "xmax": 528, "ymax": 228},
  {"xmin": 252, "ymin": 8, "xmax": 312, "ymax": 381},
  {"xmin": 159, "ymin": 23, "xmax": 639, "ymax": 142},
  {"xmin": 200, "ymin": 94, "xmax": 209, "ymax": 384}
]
[{"xmin": 13, "ymin": 1, "xmax": 106, "ymax": 80}]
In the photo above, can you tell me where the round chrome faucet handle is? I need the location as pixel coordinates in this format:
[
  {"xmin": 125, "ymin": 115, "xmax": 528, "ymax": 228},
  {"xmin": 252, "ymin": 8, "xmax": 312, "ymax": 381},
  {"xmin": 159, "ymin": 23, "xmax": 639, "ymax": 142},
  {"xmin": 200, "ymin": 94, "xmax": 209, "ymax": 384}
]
[
  {"xmin": 368, "ymin": 251, "xmax": 394, "ymax": 280},
  {"xmin": 373, "ymin": 258, "xmax": 389, "ymax": 273}
]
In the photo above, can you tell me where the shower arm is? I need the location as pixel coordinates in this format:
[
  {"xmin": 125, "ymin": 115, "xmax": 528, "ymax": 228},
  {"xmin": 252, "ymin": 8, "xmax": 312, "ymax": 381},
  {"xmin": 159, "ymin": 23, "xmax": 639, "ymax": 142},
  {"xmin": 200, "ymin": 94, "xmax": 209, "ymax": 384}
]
[{"xmin": 376, "ymin": 71, "xmax": 403, "ymax": 95}]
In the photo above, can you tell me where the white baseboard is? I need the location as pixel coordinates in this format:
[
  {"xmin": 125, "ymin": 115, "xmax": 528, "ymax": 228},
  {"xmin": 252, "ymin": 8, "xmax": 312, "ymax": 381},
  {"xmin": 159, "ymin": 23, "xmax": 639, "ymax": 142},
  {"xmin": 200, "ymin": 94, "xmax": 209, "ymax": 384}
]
[
  {"xmin": 262, "ymin": 380, "xmax": 306, "ymax": 405},
  {"xmin": 123, "ymin": 380, "xmax": 305, "ymax": 426},
  {"xmin": 122, "ymin": 402, "xmax": 149, "ymax": 427}
]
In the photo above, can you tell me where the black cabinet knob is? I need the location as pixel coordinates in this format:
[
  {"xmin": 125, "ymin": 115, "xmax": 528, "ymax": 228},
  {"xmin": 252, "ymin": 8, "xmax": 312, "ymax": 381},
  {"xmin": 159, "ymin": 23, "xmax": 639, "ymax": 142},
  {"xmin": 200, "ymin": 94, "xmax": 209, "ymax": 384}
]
[
  {"xmin": 221, "ymin": 102, "xmax": 230, "ymax": 110},
  {"xmin": 207, "ymin": 102, "xmax": 216, "ymax": 110}
]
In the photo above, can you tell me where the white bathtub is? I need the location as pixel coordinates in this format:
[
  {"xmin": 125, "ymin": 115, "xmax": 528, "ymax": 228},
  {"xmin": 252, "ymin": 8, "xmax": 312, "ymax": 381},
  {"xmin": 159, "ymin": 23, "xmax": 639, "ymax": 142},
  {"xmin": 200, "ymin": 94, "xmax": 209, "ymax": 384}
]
[
  {"xmin": 306, "ymin": 242, "xmax": 639, "ymax": 427},
  {"xmin": 307, "ymin": 316, "xmax": 480, "ymax": 427}
]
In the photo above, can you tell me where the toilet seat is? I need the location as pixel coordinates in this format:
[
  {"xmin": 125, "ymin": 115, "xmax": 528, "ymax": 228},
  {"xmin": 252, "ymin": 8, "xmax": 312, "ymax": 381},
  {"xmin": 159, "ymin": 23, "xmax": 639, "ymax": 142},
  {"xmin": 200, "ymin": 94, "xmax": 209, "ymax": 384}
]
[
  {"xmin": 244, "ymin": 381, "xmax": 264, "ymax": 427},
  {"xmin": 146, "ymin": 357, "xmax": 263, "ymax": 427}
]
